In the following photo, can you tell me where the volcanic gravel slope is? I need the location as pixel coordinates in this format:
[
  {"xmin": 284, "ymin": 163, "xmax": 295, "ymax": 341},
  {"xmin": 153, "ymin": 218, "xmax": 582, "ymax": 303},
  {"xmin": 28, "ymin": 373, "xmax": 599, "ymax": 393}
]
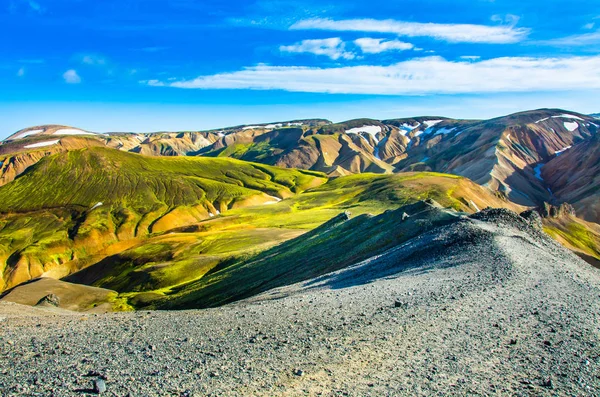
[{"xmin": 1, "ymin": 208, "xmax": 600, "ymax": 396}]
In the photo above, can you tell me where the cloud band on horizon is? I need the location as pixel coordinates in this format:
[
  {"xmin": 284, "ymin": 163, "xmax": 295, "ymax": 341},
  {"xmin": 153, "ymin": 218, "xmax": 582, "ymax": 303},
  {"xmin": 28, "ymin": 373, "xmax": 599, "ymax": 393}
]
[{"xmin": 145, "ymin": 55, "xmax": 600, "ymax": 95}]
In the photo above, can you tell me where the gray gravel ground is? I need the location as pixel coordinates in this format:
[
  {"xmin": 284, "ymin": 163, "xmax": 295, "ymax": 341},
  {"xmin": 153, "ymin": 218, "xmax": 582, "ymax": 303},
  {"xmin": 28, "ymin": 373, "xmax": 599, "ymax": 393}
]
[{"xmin": 1, "ymin": 209, "xmax": 599, "ymax": 396}]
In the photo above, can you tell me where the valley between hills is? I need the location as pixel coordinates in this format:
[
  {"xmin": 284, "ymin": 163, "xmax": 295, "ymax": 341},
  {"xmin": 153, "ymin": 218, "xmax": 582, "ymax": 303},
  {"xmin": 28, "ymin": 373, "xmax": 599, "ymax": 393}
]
[{"xmin": 1, "ymin": 108, "xmax": 600, "ymax": 396}]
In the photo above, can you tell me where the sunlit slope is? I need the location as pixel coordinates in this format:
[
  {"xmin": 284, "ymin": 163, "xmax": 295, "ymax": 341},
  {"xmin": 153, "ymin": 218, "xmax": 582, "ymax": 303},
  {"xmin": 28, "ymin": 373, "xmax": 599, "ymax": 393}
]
[
  {"xmin": 0, "ymin": 147, "xmax": 326, "ymax": 291},
  {"xmin": 158, "ymin": 201, "xmax": 462, "ymax": 309},
  {"xmin": 64, "ymin": 172, "xmax": 522, "ymax": 308}
]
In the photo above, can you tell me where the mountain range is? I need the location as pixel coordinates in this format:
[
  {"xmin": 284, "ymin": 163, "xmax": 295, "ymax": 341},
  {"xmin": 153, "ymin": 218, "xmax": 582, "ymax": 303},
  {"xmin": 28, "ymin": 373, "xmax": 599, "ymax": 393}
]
[{"xmin": 0, "ymin": 108, "xmax": 599, "ymax": 310}]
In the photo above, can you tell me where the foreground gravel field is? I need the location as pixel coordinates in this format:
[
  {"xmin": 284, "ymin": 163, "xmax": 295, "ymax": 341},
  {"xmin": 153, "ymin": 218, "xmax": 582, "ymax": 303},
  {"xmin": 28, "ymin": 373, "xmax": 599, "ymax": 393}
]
[{"xmin": 1, "ymin": 209, "xmax": 599, "ymax": 396}]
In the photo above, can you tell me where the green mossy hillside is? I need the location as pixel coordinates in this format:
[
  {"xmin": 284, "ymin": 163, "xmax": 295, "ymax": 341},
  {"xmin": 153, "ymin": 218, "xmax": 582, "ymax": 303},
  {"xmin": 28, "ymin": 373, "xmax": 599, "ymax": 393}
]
[{"xmin": 0, "ymin": 147, "xmax": 326, "ymax": 213}]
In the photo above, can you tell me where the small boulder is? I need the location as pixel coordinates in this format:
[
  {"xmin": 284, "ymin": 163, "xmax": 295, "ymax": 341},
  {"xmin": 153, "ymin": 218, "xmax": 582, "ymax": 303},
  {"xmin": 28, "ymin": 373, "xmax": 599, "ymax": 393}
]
[
  {"xmin": 519, "ymin": 210, "xmax": 543, "ymax": 231},
  {"xmin": 93, "ymin": 378, "xmax": 106, "ymax": 394}
]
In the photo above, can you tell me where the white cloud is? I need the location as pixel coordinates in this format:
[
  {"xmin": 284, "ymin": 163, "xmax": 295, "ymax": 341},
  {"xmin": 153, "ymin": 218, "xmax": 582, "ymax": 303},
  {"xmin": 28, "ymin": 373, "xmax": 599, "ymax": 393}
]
[
  {"xmin": 280, "ymin": 38, "xmax": 354, "ymax": 60},
  {"xmin": 146, "ymin": 55, "xmax": 600, "ymax": 95},
  {"xmin": 63, "ymin": 69, "xmax": 81, "ymax": 84},
  {"xmin": 460, "ymin": 55, "xmax": 481, "ymax": 60},
  {"xmin": 354, "ymin": 38, "xmax": 414, "ymax": 53},
  {"xmin": 17, "ymin": 67, "xmax": 25, "ymax": 77},
  {"xmin": 583, "ymin": 22, "xmax": 595, "ymax": 30},
  {"xmin": 290, "ymin": 18, "xmax": 529, "ymax": 44}
]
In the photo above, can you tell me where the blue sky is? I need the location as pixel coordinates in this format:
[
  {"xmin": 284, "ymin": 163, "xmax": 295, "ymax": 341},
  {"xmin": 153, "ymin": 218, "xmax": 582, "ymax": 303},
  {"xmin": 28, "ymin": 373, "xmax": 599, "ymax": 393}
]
[{"xmin": 1, "ymin": 0, "xmax": 599, "ymax": 137}]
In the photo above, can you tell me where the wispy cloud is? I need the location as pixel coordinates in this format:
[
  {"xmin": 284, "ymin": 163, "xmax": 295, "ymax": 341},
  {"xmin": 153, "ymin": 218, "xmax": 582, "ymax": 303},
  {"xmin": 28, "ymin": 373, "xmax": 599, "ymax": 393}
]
[
  {"xmin": 537, "ymin": 31, "xmax": 600, "ymax": 46},
  {"xmin": 26, "ymin": 0, "xmax": 43, "ymax": 14},
  {"xmin": 280, "ymin": 38, "xmax": 355, "ymax": 60},
  {"xmin": 63, "ymin": 69, "xmax": 81, "ymax": 84},
  {"xmin": 290, "ymin": 18, "xmax": 529, "ymax": 44},
  {"xmin": 17, "ymin": 67, "xmax": 25, "ymax": 77},
  {"xmin": 79, "ymin": 54, "xmax": 107, "ymax": 65},
  {"xmin": 138, "ymin": 46, "xmax": 169, "ymax": 53},
  {"xmin": 145, "ymin": 55, "xmax": 600, "ymax": 95},
  {"xmin": 8, "ymin": 0, "xmax": 45, "ymax": 14},
  {"xmin": 354, "ymin": 38, "xmax": 414, "ymax": 53}
]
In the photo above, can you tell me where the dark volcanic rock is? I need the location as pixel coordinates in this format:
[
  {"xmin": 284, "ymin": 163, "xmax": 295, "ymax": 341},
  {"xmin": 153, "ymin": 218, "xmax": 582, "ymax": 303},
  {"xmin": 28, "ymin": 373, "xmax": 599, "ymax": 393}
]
[{"xmin": 35, "ymin": 294, "xmax": 60, "ymax": 307}]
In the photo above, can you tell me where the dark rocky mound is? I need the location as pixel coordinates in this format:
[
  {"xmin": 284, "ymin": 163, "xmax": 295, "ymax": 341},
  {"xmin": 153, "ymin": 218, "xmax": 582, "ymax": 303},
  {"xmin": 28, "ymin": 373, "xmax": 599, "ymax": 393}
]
[{"xmin": 35, "ymin": 294, "xmax": 60, "ymax": 307}]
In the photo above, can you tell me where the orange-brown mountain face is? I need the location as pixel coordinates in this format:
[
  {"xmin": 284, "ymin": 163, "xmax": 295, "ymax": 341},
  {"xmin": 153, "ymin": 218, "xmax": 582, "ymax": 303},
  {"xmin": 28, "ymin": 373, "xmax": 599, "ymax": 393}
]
[
  {"xmin": 394, "ymin": 109, "xmax": 598, "ymax": 207},
  {"xmin": 542, "ymin": 133, "xmax": 600, "ymax": 223}
]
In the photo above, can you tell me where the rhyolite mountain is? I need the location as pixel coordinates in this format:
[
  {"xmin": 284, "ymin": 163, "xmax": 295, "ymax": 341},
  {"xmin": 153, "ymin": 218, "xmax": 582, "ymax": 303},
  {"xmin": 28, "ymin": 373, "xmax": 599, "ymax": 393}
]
[{"xmin": 1, "ymin": 108, "xmax": 600, "ymax": 311}]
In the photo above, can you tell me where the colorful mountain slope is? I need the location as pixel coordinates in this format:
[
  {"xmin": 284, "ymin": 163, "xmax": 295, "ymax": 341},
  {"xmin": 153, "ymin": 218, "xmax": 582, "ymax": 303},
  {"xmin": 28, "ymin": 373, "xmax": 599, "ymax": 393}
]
[{"xmin": 0, "ymin": 147, "xmax": 326, "ymax": 291}]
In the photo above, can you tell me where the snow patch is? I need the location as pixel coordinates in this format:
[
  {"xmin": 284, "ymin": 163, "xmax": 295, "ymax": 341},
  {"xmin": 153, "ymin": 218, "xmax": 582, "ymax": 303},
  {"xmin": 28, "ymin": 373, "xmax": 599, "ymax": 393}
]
[
  {"xmin": 23, "ymin": 139, "xmax": 60, "ymax": 149},
  {"xmin": 398, "ymin": 122, "xmax": 420, "ymax": 135},
  {"xmin": 470, "ymin": 200, "xmax": 480, "ymax": 212},
  {"xmin": 90, "ymin": 202, "xmax": 103, "ymax": 210},
  {"xmin": 16, "ymin": 129, "xmax": 44, "ymax": 139},
  {"xmin": 264, "ymin": 123, "xmax": 283, "ymax": 129},
  {"xmin": 563, "ymin": 122, "xmax": 579, "ymax": 132},
  {"xmin": 208, "ymin": 213, "xmax": 215, "ymax": 217},
  {"xmin": 423, "ymin": 120, "xmax": 443, "ymax": 128},
  {"xmin": 555, "ymin": 114, "xmax": 584, "ymax": 121},
  {"xmin": 434, "ymin": 127, "xmax": 456, "ymax": 136},
  {"xmin": 554, "ymin": 146, "xmax": 572, "ymax": 156},
  {"xmin": 53, "ymin": 128, "xmax": 96, "ymax": 136},
  {"xmin": 416, "ymin": 120, "xmax": 444, "ymax": 136},
  {"xmin": 345, "ymin": 125, "xmax": 382, "ymax": 141},
  {"xmin": 535, "ymin": 114, "xmax": 585, "ymax": 124}
]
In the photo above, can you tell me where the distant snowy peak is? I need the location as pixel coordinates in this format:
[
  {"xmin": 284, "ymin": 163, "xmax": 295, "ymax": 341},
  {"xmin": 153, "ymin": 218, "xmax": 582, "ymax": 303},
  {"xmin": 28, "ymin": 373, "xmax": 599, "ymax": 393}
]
[{"xmin": 6, "ymin": 125, "xmax": 100, "ymax": 142}]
